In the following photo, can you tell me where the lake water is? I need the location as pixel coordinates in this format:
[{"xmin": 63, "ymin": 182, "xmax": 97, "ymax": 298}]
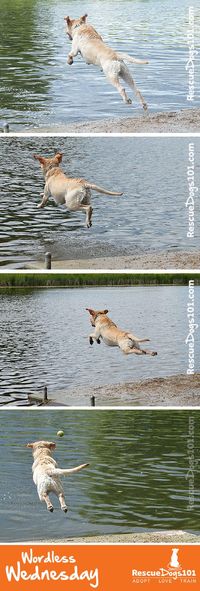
[
  {"xmin": 0, "ymin": 0, "xmax": 199, "ymax": 129},
  {"xmin": 0, "ymin": 137, "xmax": 199, "ymax": 268},
  {"xmin": 1, "ymin": 286, "xmax": 199, "ymax": 401},
  {"xmin": 0, "ymin": 410, "xmax": 199, "ymax": 542}
]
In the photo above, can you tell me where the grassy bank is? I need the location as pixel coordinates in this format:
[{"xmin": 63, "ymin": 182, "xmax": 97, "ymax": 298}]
[{"xmin": 0, "ymin": 273, "xmax": 199, "ymax": 289}]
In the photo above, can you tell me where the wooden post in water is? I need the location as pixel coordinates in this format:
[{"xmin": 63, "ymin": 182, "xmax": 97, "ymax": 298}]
[
  {"xmin": 90, "ymin": 395, "xmax": 95, "ymax": 407},
  {"xmin": 45, "ymin": 252, "xmax": 51, "ymax": 269},
  {"xmin": 44, "ymin": 386, "xmax": 48, "ymax": 402}
]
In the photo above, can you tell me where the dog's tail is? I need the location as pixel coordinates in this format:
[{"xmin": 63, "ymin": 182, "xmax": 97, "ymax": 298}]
[
  {"xmin": 127, "ymin": 332, "xmax": 150, "ymax": 343},
  {"xmin": 48, "ymin": 463, "xmax": 89, "ymax": 477},
  {"xmin": 85, "ymin": 183, "xmax": 123, "ymax": 196},
  {"xmin": 117, "ymin": 52, "xmax": 148, "ymax": 65}
]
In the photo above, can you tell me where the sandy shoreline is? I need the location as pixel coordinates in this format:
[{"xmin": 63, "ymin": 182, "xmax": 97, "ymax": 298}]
[
  {"xmin": 44, "ymin": 374, "xmax": 200, "ymax": 407},
  {"xmin": 24, "ymin": 250, "xmax": 199, "ymax": 271},
  {"xmin": 29, "ymin": 108, "xmax": 200, "ymax": 134},
  {"xmin": 25, "ymin": 531, "xmax": 200, "ymax": 544}
]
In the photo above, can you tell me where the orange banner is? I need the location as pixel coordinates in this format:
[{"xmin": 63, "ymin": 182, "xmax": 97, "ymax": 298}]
[{"xmin": 0, "ymin": 544, "xmax": 199, "ymax": 590}]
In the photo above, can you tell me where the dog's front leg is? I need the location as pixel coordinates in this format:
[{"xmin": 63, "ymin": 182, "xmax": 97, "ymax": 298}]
[
  {"xmin": 89, "ymin": 328, "xmax": 101, "ymax": 345},
  {"xmin": 37, "ymin": 185, "xmax": 50, "ymax": 209},
  {"xmin": 67, "ymin": 40, "xmax": 79, "ymax": 65}
]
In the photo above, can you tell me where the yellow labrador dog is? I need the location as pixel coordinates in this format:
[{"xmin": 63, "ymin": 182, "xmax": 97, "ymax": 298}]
[
  {"xmin": 86, "ymin": 308, "xmax": 157, "ymax": 356},
  {"xmin": 27, "ymin": 440, "xmax": 89, "ymax": 513},
  {"xmin": 34, "ymin": 152, "xmax": 123, "ymax": 227},
  {"xmin": 65, "ymin": 14, "xmax": 148, "ymax": 110}
]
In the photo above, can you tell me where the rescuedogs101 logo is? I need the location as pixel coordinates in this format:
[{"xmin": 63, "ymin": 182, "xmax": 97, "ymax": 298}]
[{"xmin": 132, "ymin": 548, "xmax": 197, "ymax": 584}]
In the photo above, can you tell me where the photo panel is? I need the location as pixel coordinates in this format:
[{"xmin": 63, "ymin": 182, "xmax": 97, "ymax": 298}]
[
  {"xmin": 0, "ymin": 0, "xmax": 199, "ymax": 133},
  {"xmin": 0, "ymin": 272, "xmax": 199, "ymax": 407},
  {"xmin": 0, "ymin": 137, "xmax": 199, "ymax": 270},
  {"xmin": 1, "ymin": 409, "xmax": 199, "ymax": 544}
]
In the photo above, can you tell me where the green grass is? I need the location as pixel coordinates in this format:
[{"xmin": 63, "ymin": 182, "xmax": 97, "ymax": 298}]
[{"xmin": 0, "ymin": 273, "xmax": 199, "ymax": 288}]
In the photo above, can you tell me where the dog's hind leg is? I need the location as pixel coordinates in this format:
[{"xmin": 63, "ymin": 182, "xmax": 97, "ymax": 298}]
[
  {"xmin": 42, "ymin": 493, "xmax": 54, "ymax": 512},
  {"xmin": 59, "ymin": 493, "xmax": 68, "ymax": 513},
  {"xmin": 120, "ymin": 64, "xmax": 148, "ymax": 111},
  {"xmin": 119, "ymin": 337, "xmax": 147, "ymax": 355},
  {"xmin": 79, "ymin": 204, "xmax": 93, "ymax": 228},
  {"xmin": 141, "ymin": 348, "xmax": 157, "ymax": 356},
  {"xmin": 105, "ymin": 73, "xmax": 132, "ymax": 104},
  {"xmin": 121, "ymin": 344, "xmax": 157, "ymax": 356},
  {"xmin": 122, "ymin": 346, "xmax": 145, "ymax": 355}
]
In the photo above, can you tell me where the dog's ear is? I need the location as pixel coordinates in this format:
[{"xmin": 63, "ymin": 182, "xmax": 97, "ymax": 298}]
[
  {"xmin": 86, "ymin": 308, "xmax": 95, "ymax": 316},
  {"xmin": 80, "ymin": 14, "xmax": 88, "ymax": 23},
  {"xmin": 64, "ymin": 16, "xmax": 71, "ymax": 24},
  {"xmin": 103, "ymin": 309, "xmax": 109, "ymax": 314},
  {"xmin": 27, "ymin": 443, "xmax": 34, "ymax": 448},
  {"xmin": 33, "ymin": 154, "xmax": 45, "ymax": 165},
  {"xmin": 55, "ymin": 152, "xmax": 63, "ymax": 163}
]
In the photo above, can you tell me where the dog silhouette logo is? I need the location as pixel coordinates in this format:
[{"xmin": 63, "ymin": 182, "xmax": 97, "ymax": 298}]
[{"xmin": 169, "ymin": 548, "xmax": 181, "ymax": 569}]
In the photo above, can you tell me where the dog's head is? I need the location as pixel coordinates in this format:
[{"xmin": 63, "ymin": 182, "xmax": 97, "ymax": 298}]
[
  {"xmin": 64, "ymin": 14, "xmax": 88, "ymax": 40},
  {"xmin": 33, "ymin": 152, "xmax": 63, "ymax": 174},
  {"xmin": 27, "ymin": 441, "xmax": 56, "ymax": 453},
  {"xmin": 86, "ymin": 308, "xmax": 109, "ymax": 327}
]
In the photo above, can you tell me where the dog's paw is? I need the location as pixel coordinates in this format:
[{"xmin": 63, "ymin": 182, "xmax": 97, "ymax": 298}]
[
  {"xmin": 127, "ymin": 98, "xmax": 132, "ymax": 105},
  {"xmin": 62, "ymin": 506, "xmax": 68, "ymax": 513},
  {"xmin": 37, "ymin": 204, "xmax": 43, "ymax": 209},
  {"xmin": 87, "ymin": 221, "xmax": 92, "ymax": 228},
  {"xmin": 97, "ymin": 338, "xmax": 101, "ymax": 344},
  {"xmin": 143, "ymin": 102, "xmax": 148, "ymax": 111},
  {"xmin": 89, "ymin": 337, "xmax": 94, "ymax": 345},
  {"xmin": 48, "ymin": 506, "xmax": 54, "ymax": 512},
  {"xmin": 67, "ymin": 56, "xmax": 73, "ymax": 65},
  {"xmin": 152, "ymin": 351, "xmax": 158, "ymax": 356}
]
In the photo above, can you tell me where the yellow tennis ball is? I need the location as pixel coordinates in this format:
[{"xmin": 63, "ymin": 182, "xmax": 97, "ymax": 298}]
[{"xmin": 57, "ymin": 430, "xmax": 64, "ymax": 437}]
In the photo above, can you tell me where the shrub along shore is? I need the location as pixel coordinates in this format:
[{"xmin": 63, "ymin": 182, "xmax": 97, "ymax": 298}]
[{"xmin": 0, "ymin": 273, "xmax": 199, "ymax": 289}]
